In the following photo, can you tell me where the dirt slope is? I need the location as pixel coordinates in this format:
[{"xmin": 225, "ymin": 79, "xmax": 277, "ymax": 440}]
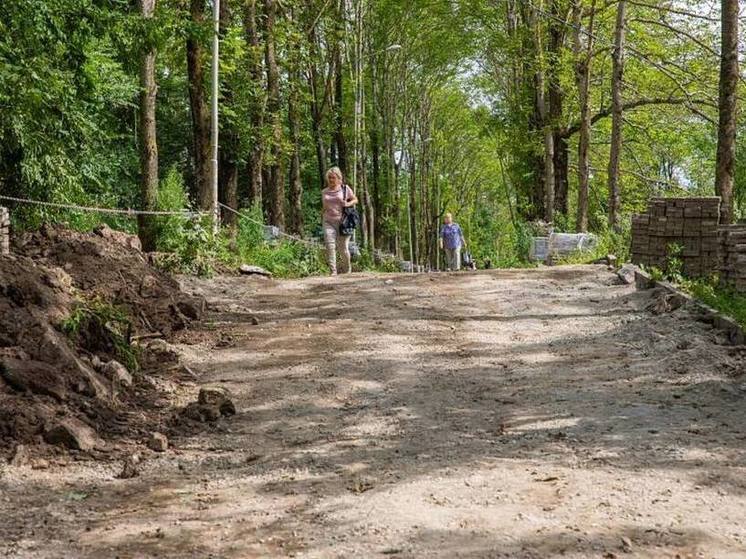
[
  {"xmin": 2, "ymin": 265, "xmax": 746, "ymax": 558},
  {"xmin": 0, "ymin": 225, "xmax": 203, "ymax": 454}
]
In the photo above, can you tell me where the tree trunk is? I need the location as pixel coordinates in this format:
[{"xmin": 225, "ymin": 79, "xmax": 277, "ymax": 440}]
[
  {"xmin": 308, "ymin": 26, "xmax": 328, "ymax": 187},
  {"xmin": 220, "ymin": 162, "xmax": 238, "ymax": 227},
  {"xmin": 262, "ymin": 0, "xmax": 284, "ymax": 228},
  {"xmin": 187, "ymin": 0, "xmax": 211, "ymax": 211},
  {"xmin": 219, "ymin": 0, "xmax": 239, "ymax": 228},
  {"xmin": 287, "ymin": 12, "xmax": 303, "ymax": 235},
  {"xmin": 333, "ymin": 44, "xmax": 348, "ymax": 176},
  {"xmin": 607, "ymin": 0, "xmax": 626, "ymax": 232},
  {"xmin": 408, "ymin": 127, "xmax": 418, "ymax": 265},
  {"xmin": 573, "ymin": 0, "xmax": 595, "ymax": 232},
  {"xmin": 409, "ymin": 160, "xmax": 418, "ymax": 266},
  {"xmin": 371, "ymin": 125, "xmax": 382, "ymax": 247},
  {"xmin": 553, "ymin": 137, "xmax": 568, "ymax": 216},
  {"xmin": 532, "ymin": 2, "xmax": 554, "ymax": 224},
  {"xmin": 288, "ymin": 104, "xmax": 303, "ymax": 235},
  {"xmin": 312, "ymin": 115, "xmax": 327, "ymax": 187},
  {"xmin": 243, "ymin": 0, "xmax": 264, "ymax": 208},
  {"xmin": 716, "ymin": 0, "xmax": 738, "ymax": 225},
  {"xmin": 548, "ymin": 0, "xmax": 568, "ymax": 216},
  {"xmin": 385, "ymin": 94, "xmax": 397, "ymax": 254},
  {"xmin": 137, "ymin": 0, "xmax": 158, "ymax": 252}
]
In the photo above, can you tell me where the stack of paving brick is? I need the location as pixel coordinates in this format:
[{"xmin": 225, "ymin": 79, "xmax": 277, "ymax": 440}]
[
  {"xmin": 718, "ymin": 224, "xmax": 746, "ymax": 292},
  {"xmin": 630, "ymin": 197, "xmax": 720, "ymax": 277},
  {"xmin": 0, "ymin": 207, "xmax": 9, "ymax": 255}
]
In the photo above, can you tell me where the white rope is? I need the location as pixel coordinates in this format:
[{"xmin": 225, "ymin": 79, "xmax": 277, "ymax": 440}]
[
  {"xmin": 0, "ymin": 195, "xmax": 205, "ymax": 217},
  {"xmin": 219, "ymin": 203, "xmax": 321, "ymax": 247}
]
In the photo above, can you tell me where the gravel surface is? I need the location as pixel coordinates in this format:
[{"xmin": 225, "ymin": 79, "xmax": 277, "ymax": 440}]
[{"xmin": 2, "ymin": 265, "xmax": 745, "ymax": 558}]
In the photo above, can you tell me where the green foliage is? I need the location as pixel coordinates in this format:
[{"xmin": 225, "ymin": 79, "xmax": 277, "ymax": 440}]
[
  {"xmin": 61, "ymin": 298, "xmax": 139, "ymax": 373},
  {"xmin": 154, "ymin": 216, "xmax": 217, "ymax": 277},
  {"xmin": 681, "ymin": 279, "xmax": 746, "ymax": 329},
  {"xmin": 152, "ymin": 167, "xmax": 193, "ymax": 252},
  {"xmin": 0, "ymin": 1, "xmax": 139, "ymax": 226},
  {"xmin": 4, "ymin": 0, "xmax": 744, "ymax": 278},
  {"xmin": 146, "ymin": 168, "xmax": 217, "ymax": 277},
  {"xmin": 223, "ymin": 204, "xmax": 327, "ymax": 278},
  {"xmin": 665, "ymin": 243, "xmax": 684, "ymax": 283},
  {"xmin": 641, "ymin": 243, "xmax": 684, "ymax": 284},
  {"xmin": 354, "ymin": 249, "xmax": 401, "ymax": 274},
  {"xmin": 648, "ymin": 266, "xmax": 665, "ymax": 282}
]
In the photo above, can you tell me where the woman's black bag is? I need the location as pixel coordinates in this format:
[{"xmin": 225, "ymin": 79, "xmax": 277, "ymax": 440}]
[{"xmin": 339, "ymin": 185, "xmax": 360, "ymax": 236}]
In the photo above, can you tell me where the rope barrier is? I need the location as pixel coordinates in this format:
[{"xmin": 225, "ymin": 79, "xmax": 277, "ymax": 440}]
[
  {"xmin": 218, "ymin": 203, "xmax": 322, "ymax": 247},
  {"xmin": 0, "ymin": 195, "xmax": 404, "ymax": 263},
  {"xmin": 0, "ymin": 194, "xmax": 206, "ymax": 217}
]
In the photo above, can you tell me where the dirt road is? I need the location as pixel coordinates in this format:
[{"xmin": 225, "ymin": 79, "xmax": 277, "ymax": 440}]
[{"xmin": 2, "ymin": 266, "xmax": 746, "ymax": 558}]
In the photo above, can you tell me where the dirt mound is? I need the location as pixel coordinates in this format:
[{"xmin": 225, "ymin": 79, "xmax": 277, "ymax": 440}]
[
  {"xmin": 0, "ymin": 225, "xmax": 205, "ymax": 457},
  {"xmin": 15, "ymin": 224, "xmax": 203, "ymax": 335}
]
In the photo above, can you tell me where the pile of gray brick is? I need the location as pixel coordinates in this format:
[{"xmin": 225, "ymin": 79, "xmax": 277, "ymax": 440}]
[
  {"xmin": 718, "ymin": 224, "xmax": 746, "ymax": 292},
  {"xmin": 631, "ymin": 197, "xmax": 720, "ymax": 277}
]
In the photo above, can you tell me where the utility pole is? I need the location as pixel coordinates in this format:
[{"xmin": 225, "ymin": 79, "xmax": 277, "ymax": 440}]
[{"xmin": 210, "ymin": 0, "xmax": 221, "ymax": 234}]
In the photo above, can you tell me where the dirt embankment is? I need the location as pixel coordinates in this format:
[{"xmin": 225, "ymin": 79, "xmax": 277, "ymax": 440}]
[{"xmin": 0, "ymin": 225, "xmax": 204, "ymax": 459}]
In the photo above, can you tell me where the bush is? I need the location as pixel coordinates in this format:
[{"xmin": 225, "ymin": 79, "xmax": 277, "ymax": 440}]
[
  {"xmin": 216, "ymin": 204, "xmax": 327, "ymax": 278},
  {"xmin": 150, "ymin": 168, "xmax": 217, "ymax": 277}
]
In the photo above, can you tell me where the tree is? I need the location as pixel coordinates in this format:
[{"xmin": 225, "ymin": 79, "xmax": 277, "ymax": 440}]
[
  {"xmin": 715, "ymin": 0, "xmax": 738, "ymax": 225},
  {"xmin": 187, "ymin": 0, "xmax": 212, "ymax": 211},
  {"xmin": 3, "ymin": 0, "xmax": 743, "ymax": 269},
  {"xmin": 218, "ymin": 0, "xmax": 239, "ymax": 228},
  {"xmin": 262, "ymin": 0, "xmax": 284, "ymax": 228},
  {"xmin": 607, "ymin": 0, "xmax": 626, "ymax": 232},
  {"xmin": 573, "ymin": 0, "xmax": 596, "ymax": 232},
  {"xmin": 531, "ymin": 1, "xmax": 555, "ymax": 225},
  {"xmin": 287, "ymin": 9, "xmax": 304, "ymax": 235},
  {"xmin": 137, "ymin": 0, "xmax": 159, "ymax": 252},
  {"xmin": 243, "ymin": 0, "xmax": 264, "ymax": 207}
]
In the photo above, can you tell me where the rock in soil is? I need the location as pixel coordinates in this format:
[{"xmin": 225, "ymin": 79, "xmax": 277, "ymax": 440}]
[
  {"xmin": 93, "ymin": 224, "xmax": 142, "ymax": 252},
  {"xmin": 181, "ymin": 402, "xmax": 223, "ymax": 423},
  {"xmin": 177, "ymin": 300, "xmax": 204, "ymax": 320},
  {"xmin": 147, "ymin": 432, "xmax": 168, "ymax": 452},
  {"xmin": 198, "ymin": 386, "xmax": 237, "ymax": 416},
  {"xmin": 102, "ymin": 360, "xmax": 133, "ymax": 388},
  {"xmin": 0, "ymin": 358, "xmax": 68, "ymax": 401},
  {"xmin": 9, "ymin": 444, "xmax": 29, "ymax": 467},
  {"xmin": 616, "ymin": 263, "xmax": 637, "ymax": 285},
  {"xmin": 44, "ymin": 418, "xmax": 102, "ymax": 451},
  {"xmin": 239, "ymin": 264, "xmax": 272, "ymax": 277},
  {"xmin": 139, "ymin": 275, "xmax": 160, "ymax": 298},
  {"xmin": 647, "ymin": 289, "xmax": 687, "ymax": 315},
  {"xmin": 116, "ymin": 453, "xmax": 141, "ymax": 479}
]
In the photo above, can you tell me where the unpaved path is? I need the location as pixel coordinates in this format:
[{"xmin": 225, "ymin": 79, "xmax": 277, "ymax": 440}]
[{"xmin": 2, "ymin": 266, "xmax": 746, "ymax": 558}]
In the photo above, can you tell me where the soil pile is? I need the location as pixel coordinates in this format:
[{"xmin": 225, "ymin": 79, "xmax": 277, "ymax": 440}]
[
  {"xmin": 14, "ymin": 224, "xmax": 204, "ymax": 335},
  {"xmin": 0, "ymin": 225, "xmax": 204, "ymax": 457}
]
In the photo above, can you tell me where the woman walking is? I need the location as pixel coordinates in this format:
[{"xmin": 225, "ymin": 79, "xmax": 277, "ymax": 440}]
[
  {"xmin": 439, "ymin": 212, "xmax": 467, "ymax": 271},
  {"xmin": 321, "ymin": 167, "xmax": 358, "ymax": 275}
]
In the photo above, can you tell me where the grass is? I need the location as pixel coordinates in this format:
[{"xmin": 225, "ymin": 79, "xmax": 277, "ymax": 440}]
[
  {"xmin": 679, "ymin": 278, "xmax": 746, "ymax": 329},
  {"xmin": 642, "ymin": 246, "xmax": 746, "ymax": 329},
  {"xmin": 61, "ymin": 299, "xmax": 140, "ymax": 372}
]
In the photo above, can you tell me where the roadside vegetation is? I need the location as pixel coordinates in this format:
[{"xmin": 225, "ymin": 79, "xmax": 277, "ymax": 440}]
[{"xmin": 1, "ymin": 1, "xmax": 745, "ymax": 298}]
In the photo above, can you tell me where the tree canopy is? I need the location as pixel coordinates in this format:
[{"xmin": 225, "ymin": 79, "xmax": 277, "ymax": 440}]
[{"xmin": 0, "ymin": 0, "xmax": 743, "ymax": 267}]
